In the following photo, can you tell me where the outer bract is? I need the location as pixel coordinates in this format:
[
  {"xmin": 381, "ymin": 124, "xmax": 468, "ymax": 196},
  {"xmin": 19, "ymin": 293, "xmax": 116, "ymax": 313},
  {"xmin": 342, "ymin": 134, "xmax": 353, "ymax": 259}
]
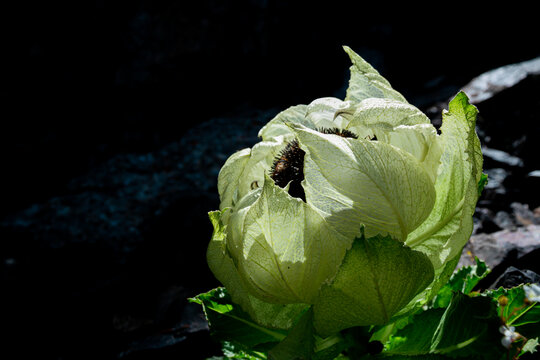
[{"xmin": 207, "ymin": 46, "xmax": 483, "ymax": 336}]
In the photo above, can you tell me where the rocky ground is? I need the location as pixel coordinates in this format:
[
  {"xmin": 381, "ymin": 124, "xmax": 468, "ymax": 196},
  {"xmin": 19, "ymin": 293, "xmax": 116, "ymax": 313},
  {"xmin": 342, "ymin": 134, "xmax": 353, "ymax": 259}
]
[{"xmin": 2, "ymin": 2, "xmax": 540, "ymax": 359}]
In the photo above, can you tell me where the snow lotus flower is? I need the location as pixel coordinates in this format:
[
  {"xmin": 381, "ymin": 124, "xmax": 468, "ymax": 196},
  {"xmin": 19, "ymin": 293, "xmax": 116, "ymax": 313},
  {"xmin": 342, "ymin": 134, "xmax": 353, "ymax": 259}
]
[{"xmin": 207, "ymin": 46, "xmax": 484, "ymax": 336}]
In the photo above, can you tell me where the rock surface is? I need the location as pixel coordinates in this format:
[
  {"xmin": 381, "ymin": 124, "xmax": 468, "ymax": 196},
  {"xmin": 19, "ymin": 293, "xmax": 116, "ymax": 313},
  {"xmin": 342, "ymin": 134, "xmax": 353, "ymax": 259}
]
[
  {"xmin": 457, "ymin": 56, "xmax": 540, "ymax": 292},
  {"xmin": 459, "ymin": 225, "xmax": 540, "ymax": 270},
  {"xmin": 461, "ymin": 57, "xmax": 540, "ymax": 104},
  {"xmin": 463, "ymin": 56, "xmax": 540, "ymax": 237},
  {"xmin": 488, "ymin": 267, "xmax": 540, "ymax": 290}
]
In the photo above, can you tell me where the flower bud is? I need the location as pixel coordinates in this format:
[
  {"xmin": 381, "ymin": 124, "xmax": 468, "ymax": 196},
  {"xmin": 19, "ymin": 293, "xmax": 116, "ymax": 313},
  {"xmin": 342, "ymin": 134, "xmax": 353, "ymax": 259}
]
[{"xmin": 207, "ymin": 46, "xmax": 483, "ymax": 335}]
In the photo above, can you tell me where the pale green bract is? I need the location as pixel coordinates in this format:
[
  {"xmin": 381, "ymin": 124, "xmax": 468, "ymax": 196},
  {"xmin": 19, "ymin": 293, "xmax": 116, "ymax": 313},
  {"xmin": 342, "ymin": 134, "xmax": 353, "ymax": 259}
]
[{"xmin": 207, "ymin": 46, "xmax": 483, "ymax": 336}]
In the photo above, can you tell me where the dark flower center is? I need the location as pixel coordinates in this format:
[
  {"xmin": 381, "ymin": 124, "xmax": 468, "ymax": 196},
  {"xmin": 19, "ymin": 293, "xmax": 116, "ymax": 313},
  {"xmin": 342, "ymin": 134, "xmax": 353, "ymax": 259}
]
[
  {"xmin": 269, "ymin": 128, "xmax": 359, "ymax": 201},
  {"xmin": 317, "ymin": 127, "xmax": 359, "ymax": 139},
  {"xmin": 270, "ymin": 140, "xmax": 306, "ymax": 201}
]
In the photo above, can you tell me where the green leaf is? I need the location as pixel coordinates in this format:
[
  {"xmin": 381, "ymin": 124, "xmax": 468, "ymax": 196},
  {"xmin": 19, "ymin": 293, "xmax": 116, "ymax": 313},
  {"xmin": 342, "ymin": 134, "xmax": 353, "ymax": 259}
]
[
  {"xmin": 384, "ymin": 308, "xmax": 447, "ymax": 355},
  {"xmin": 313, "ymin": 231, "xmax": 434, "ymax": 336},
  {"xmin": 515, "ymin": 305, "xmax": 540, "ymax": 327},
  {"xmin": 343, "ymin": 46, "xmax": 408, "ymax": 103},
  {"xmin": 512, "ymin": 305, "xmax": 540, "ymax": 341},
  {"xmin": 268, "ymin": 308, "xmax": 315, "ymax": 360},
  {"xmin": 432, "ymin": 257, "xmax": 490, "ymax": 308},
  {"xmin": 406, "ymin": 92, "xmax": 483, "ymax": 271},
  {"xmin": 484, "ymin": 286, "xmax": 540, "ymax": 339},
  {"xmin": 220, "ymin": 341, "xmax": 269, "ymax": 360},
  {"xmin": 193, "ymin": 290, "xmax": 350, "ymax": 360},
  {"xmin": 478, "ymin": 173, "xmax": 488, "ymax": 196},
  {"xmin": 501, "ymin": 287, "xmax": 528, "ymax": 326},
  {"xmin": 389, "ymin": 252, "xmax": 462, "ymax": 325},
  {"xmin": 384, "ymin": 292, "xmax": 503, "ymax": 359},
  {"xmin": 267, "ymin": 308, "xmax": 350, "ymax": 360},
  {"xmin": 313, "ymin": 334, "xmax": 351, "ymax": 360},
  {"xmin": 429, "ymin": 293, "xmax": 500, "ymax": 358},
  {"xmin": 374, "ymin": 353, "xmax": 454, "ymax": 359},
  {"xmin": 190, "ymin": 288, "xmax": 286, "ymax": 349},
  {"xmin": 485, "ymin": 286, "xmax": 531, "ymax": 325}
]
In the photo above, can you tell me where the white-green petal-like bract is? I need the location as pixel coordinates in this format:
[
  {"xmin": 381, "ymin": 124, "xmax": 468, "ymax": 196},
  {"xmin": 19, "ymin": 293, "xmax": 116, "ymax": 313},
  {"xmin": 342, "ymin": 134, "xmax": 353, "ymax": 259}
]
[
  {"xmin": 293, "ymin": 124, "xmax": 435, "ymax": 241},
  {"xmin": 207, "ymin": 46, "xmax": 483, "ymax": 335},
  {"xmin": 343, "ymin": 46, "xmax": 408, "ymax": 103},
  {"xmin": 406, "ymin": 92, "xmax": 483, "ymax": 269},
  {"xmin": 234, "ymin": 175, "xmax": 350, "ymax": 304},
  {"xmin": 207, "ymin": 210, "xmax": 309, "ymax": 330}
]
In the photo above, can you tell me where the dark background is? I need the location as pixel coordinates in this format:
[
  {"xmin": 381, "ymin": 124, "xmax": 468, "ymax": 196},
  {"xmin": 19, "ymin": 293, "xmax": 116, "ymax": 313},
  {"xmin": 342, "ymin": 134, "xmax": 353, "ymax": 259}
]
[
  {"xmin": 4, "ymin": 2, "xmax": 539, "ymax": 217},
  {"xmin": 2, "ymin": 1, "xmax": 539, "ymax": 359}
]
